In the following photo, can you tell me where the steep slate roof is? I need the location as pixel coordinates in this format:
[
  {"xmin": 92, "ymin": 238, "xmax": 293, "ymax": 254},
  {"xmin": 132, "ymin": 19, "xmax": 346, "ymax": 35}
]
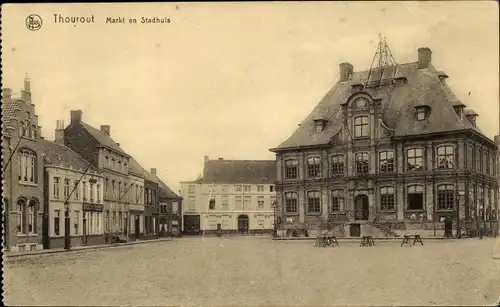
[
  {"xmin": 272, "ymin": 61, "xmax": 488, "ymax": 151},
  {"xmin": 149, "ymin": 172, "xmax": 181, "ymax": 199},
  {"xmin": 2, "ymin": 99, "xmax": 23, "ymax": 120},
  {"xmin": 202, "ymin": 159, "xmax": 276, "ymax": 184},
  {"xmin": 128, "ymin": 157, "xmax": 154, "ymax": 181},
  {"xmin": 40, "ymin": 139, "xmax": 101, "ymax": 174},
  {"xmin": 80, "ymin": 122, "xmax": 128, "ymax": 155}
]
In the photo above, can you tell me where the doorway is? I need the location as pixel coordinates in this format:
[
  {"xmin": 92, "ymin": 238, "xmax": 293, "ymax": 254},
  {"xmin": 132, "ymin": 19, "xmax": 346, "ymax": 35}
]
[
  {"xmin": 135, "ymin": 215, "xmax": 140, "ymax": 238},
  {"xmin": 237, "ymin": 215, "xmax": 249, "ymax": 234},
  {"xmin": 350, "ymin": 224, "xmax": 361, "ymax": 237},
  {"xmin": 354, "ymin": 194, "xmax": 369, "ymax": 220}
]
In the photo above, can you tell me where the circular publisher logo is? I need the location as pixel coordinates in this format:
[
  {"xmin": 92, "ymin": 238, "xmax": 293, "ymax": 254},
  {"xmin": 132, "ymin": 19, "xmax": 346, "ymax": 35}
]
[{"xmin": 26, "ymin": 14, "xmax": 43, "ymax": 31}]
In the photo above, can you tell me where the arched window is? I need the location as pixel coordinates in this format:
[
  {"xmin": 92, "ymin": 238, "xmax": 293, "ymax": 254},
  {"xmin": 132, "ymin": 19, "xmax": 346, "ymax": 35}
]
[
  {"xmin": 437, "ymin": 184, "xmax": 454, "ymax": 210},
  {"xmin": 284, "ymin": 159, "xmax": 298, "ymax": 179},
  {"xmin": 307, "ymin": 157, "xmax": 321, "ymax": 178},
  {"xmin": 19, "ymin": 122, "xmax": 25, "ymax": 137},
  {"xmin": 437, "ymin": 146, "xmax": 455, "ymax": 169},
  {"xmin": 18, "ymin": 149, "xmax": 37, "ymax": 183},
  {"xmin": 284, "ymin": 192, "xmax": 298, "ymax": 213},
  {"xmin": 16, "ymin": 198, "xmax": 27, "ymax": 234},
  {"xmin": 354, "ymin": 116, "xmax": 369, "ymax": 138},
  {"xmin": 380, "ymin": 187, "xmax": 395, "ymax": 211},
  {"xmin": 30, "ymin": 125, "xmax": 37, "ymax": 139},
  {"xmin": 307, "ymin": 191, "xmax": 321, "ymax": 213}
]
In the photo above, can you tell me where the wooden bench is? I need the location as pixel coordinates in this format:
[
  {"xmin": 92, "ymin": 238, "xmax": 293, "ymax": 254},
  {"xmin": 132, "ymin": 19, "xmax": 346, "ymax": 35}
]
[
  {"xmin": 401, "ymin": 234, "xmax": 424, "ymax": 247},
  {"xmin": 314, "ymin": 236, "xmax": 339, "ymax": 248},
  {"xmin": 360, "ymin": 236, "xmax": 375, "ymax": 247}
]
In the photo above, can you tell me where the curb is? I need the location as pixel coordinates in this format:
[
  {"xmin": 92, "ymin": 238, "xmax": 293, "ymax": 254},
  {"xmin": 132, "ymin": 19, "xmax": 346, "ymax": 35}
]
[
  {"xmin": 273, "ymin": 237, "xmax": 451, "ymax": 241},
  {"xmin": 4, "ymin": 238, "xmax": 174, "ymax": 260}
]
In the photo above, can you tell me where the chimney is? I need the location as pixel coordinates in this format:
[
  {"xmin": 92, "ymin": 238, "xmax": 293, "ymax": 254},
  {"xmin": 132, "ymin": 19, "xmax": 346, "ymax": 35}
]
[
  {"xmin": 100, "ymin": 125, "xmax": 110, "ymax": 136},
  {"xmin": 2, "ymin": 88, "xmax": 12, "ymax": 102},
  {"xmin": 204, "ymin": 155, "xmax": 209, "ymax": 163},
  {"xmin": 339, "ymin": 62, "xmax": 354, "ymax": 82},
  {"xmin": 55, "ymin": 120, "xmax": 65, "ymax": 145},
  {"xmin": 151, "ymin": 168, "xmax": 157, "ymax": 176},
  {"xmin": 218, "ymin": 158, "xmax": 223, "ymax": 160},
  {"xmin": 418, "ymin": 47, "xmax": 432, "ymax": 69},
  {"xmin": 70, "ymin": 110, "xmax": 82, "ymax": 124},
  {"xmin": 21, "ymin": 75, "xmax": 32, "ymax": 104},
  {"xmin": 116, "ymin": 143, "xmax": 120, "ymax": 146},
  {"xmin": 494, "ymin": 135, "xmax": 500, "ymax": 146}
]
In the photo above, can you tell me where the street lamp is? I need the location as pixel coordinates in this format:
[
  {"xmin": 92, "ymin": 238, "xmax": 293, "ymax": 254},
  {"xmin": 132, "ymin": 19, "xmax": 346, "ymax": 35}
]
[
  {"xmin": 64, "ymin": 201, "xmax": 71, "ymax": 250},
  {"xmin": 272, "ymin": 201, "xmax": 280, "ymax": 238}
]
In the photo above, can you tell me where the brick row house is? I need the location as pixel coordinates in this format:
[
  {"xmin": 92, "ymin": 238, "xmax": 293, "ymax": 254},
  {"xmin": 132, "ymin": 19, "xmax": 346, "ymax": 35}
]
[
  {"xmin": 41, "ymin": 135, "xmax": 105, "ymax": 248},
  {"xmin": 270, "ymin": 45, "xmax": 498, "ymax": 237},
  {"xmin": 61, "ymin": 110, "xmax": 146, "ymax": 242},
  {"xmin": 2, "ymin": 78, "xmax": 45, "ymax": 252},
  {"xmin": 144, "ymin": 168, "xmax": 159, "ymax": 237},
  {"xmin": 150, "ymin": 169, "xmax": 183, "ymax": 237}
]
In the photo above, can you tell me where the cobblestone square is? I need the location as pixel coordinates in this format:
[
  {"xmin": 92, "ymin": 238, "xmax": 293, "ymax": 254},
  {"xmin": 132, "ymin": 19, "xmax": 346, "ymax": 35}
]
[{"xmin": 4, "ymin": 237, "xmax": 500, "ymax": 306}]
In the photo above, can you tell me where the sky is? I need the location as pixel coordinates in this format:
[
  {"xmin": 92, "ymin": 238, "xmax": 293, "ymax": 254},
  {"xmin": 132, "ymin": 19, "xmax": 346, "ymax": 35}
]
[{"xmin": 2, "ymin": 2, "xmax": 499, "ymax": 192}]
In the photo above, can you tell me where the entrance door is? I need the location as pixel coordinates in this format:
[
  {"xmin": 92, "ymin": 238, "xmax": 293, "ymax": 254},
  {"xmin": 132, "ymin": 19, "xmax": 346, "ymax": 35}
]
[
  {"xmin": 237, "ymin": 215, "xmax": 249, "ymax": 234},
  {"xmin": 354, "ymin": 195, "xmax": 369, "ymax": 220},
  {"xmin": 350, "ymin": 224, "xmax": 361, "ymax": 237},
  {"xmin": 135, "ymin": 215, "xmax": 140, "ymax": 238}
]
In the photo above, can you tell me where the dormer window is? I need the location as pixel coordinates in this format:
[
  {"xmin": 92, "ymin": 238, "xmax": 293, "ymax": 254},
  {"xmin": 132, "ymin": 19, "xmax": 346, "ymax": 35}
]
[
  {"xmin": 415, "ymin": 106, "xmax": 429, "ymax": 121},
  {"xmin": 464, "ymin": 109, "xmax": 478, "ymax": 127},
  {"xmin": 313, "ymin": 119, "xmax": 326, "ymax": 133}
]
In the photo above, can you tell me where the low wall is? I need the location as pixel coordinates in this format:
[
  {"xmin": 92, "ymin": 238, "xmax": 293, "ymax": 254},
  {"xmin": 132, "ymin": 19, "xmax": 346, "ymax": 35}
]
[{"xmin": 49, "ymin": 235, "xmax": 105, "ymax": 249}]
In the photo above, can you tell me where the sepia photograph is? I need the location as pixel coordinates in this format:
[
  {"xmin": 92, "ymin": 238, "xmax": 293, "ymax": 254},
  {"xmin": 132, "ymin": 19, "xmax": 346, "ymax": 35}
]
[{"xmin": 1, "ymin": 2, "xmax": 500, "ymax": 306}]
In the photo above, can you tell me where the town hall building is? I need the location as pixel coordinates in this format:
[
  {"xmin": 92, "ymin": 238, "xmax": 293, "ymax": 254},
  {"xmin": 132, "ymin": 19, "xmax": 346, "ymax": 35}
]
[{"xmin": 270, "ymin": 41, "xmax": 498, "ymax": 237}]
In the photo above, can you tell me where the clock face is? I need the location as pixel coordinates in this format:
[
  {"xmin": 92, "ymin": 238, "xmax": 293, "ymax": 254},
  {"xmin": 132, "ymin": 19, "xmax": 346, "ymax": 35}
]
[{"xmin": 355, "ymin": 98, "xmax": 368, "ymax": 108}]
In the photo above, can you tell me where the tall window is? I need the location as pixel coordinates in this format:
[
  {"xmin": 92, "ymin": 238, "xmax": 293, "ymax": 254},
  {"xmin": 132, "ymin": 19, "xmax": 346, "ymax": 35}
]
[
  {"xmin": 483, "ymin": 152, "xmax": 488, "ymax": 175},
  {"xmin": 476, "ymin": 149, "xmax": 481, "ymax": 172},
  {"xmin": 235, "ymin": 196, "xmax": 242, "ymax": 210},
  {"xmin": 54, "ymin": 210, "xmax": 61, "ymax": 236},
  {"xmin": 172, "ymin": 202, "xmax": 179, "ymax": 214},
  {"xmin": 331, "ymin": 155, "xmax": 344, "ymax": 176},
  {"xmin": 407, "ymin": 185, "xmax": 424, "ymax": 210},
  {"xmin": 437, "ymin": 184, "xmax": 455, "ymax": 210},
  {"xmin": 27, "ymin": 202, "xmax": 35, "ymax": 233},
  {"xmin": 379, "ymin": 151, "xmax": 394, "ymax": 173},
  {"xmin": 437, "ymin": 146, "xmax": 455, "ymax": 169},
  {"xmin": 221, "ymin": 196, "xmax": 229, "ymax": 210},
  {"xmin": 74, "ymin": 181, "xmax": 80, "ymax": 200},
  {"xmin": 16, "ymin": 199, "xmax": 24, "ymax": 233},
  {"xmin": 307, "ymin": 157, "xmax": 321, "ymax": 178},
  {"xmin": 355, "ymin": 152, "xmax": 369, "ymax": 174},
  {"xmin": 380, "ymin": 187, "xmax": 395, "ymax": 211},
  {"xmin": 467, "ymin": 145, "xmax": 474, "ymax": 170},
  {"xmin": 53, "ymin": 177, "xmax": 61, "ymax": 199},
  {"xmin": 188, "ymin": 185, "xmax": 196, "ymax": 193},
  {"xmin": 354, "ymin": 116, "xmax": 369, "ymax": 138},
  {"xmin": 188, "ymin": 196, "xmax": 196, "ymax": 210},
  {"xmin": 105, "ymin": 156, "xmax": 109, "ymax": 168},
  {"xmin": 235, "ymin": 185, "xmax": 242, "ymax": 192},
  {"xmin": 285, "ymin": 159, "xmax": 298, "ymax": 179},
  {"xmin": 407, "ymin": 148, "xmax": 424, "ymax": 171},
  {"xmin": 331, "ymin": 189, "xmax": 344, "ymax": 212},
  {"xmin": 257, "ymin": 185, "xmax": 264, "ymax": 192},
  {"xmin": 104, "ymin": 179, "xmax": 108, "ymax": 198},
  {"xmin": 95, "ymin": 184, "xmax": 100, "ymax": 203},
  {"xmin": 82, "ymin": 181, "xmax": 88, "ymax": 201},
  {"xmin": 244, "ymin": 185, "xmax": 252, "ymax": 192},
  {"xmin": 74, "ymin": 211, "xmax": 80, "ymax": 235},
  {"xmin": 118, "ymin": 211, "xmax": 123, "ymax": 232},
  {"xmin": 285, "ymin": 192, "xmax": 298, "ymax": 213},
  {"xmin": 19, "ymin": 122, "xmax": 25, "ymax": 137},
  {"xmin": 477, "ymin": 186, "xmax": 484, "ymax": 217},
  {"xmin": 307, "ymin": 191, "xmax": 321, "ymax": 213},
  {"xmin": 118, "ymin": 182, "xmax": 122, "ymax": 199},
  {"xmin": 244, "ymin": 196, "xmax": 251, "ymax": 209},
  {"xmin": 18, "ymin": 149, "xmax": 37, "ymax": 183},
  {"xmin": 416, "ymin": 108, "xmax": 427, "ymax": 121},
  {"xmin": 257, "ymin": 196, "xmax": 264, "ymax": 209},
  {"xmin": 90, "ymin": 182, "xmax": 95, "ymax": 202},
  {"xmin": 64, "ymin": 178, "xmax": 70, "ymax": 199}
]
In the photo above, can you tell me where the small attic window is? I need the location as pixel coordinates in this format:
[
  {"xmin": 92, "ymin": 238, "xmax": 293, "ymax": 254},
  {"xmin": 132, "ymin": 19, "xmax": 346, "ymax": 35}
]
[
  {"xmin": 314, "ymin": 119, "xmax": 326, "ymax": 132},
  {"xmin": 415, "ymin": 106, "xmax": 429, "ymax": 121},
  {"xmin": 453, "ymin": 106, "xmax": 464, "ymax": 120}
]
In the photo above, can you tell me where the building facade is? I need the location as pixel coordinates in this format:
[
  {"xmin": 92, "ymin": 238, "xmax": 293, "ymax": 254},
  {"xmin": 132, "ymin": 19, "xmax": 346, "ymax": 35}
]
[
  {"xmin": 41, "ymin": 137, "xmax": 105, "ymax": 248},
  {"xmin": 270, "ymin": 46, "xmax": 498, "ymax": 237},
  {"xmin": 144, "ymin": 168, "xmax": 159, "ymax": 237},
  {"xmin": 155, "ymin": 174, "xmax": 183, "ymax": 237},
  {"xmin": 2, "ymin": 78, "xmax": 45, "ymax": 252},
  {"xmin": 61, "ymin": 110, "xmax": 145, "ymax": 242},
  {"xmin": 180, "ymin": 156, "xmax": 277, "ymax": 235}
]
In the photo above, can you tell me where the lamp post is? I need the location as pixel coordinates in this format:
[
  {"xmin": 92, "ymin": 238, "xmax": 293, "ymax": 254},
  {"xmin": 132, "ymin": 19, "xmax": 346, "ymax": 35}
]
[
  {"xmin": 64, "ymin": 201, "xmax": 71, "ymax": 250},
  {"xmin": 272, "ymin": 201, "xmax": 280, "ymax": 238}
]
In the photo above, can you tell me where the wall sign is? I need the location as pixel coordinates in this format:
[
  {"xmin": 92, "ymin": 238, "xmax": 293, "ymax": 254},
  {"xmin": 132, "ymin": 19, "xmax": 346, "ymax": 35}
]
[{"xmin": 83, "ymin": 203, "xmax": 104, "ymax": 212}]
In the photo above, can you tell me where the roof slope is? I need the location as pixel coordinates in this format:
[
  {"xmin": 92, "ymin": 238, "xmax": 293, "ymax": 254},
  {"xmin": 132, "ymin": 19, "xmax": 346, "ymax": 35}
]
[
  {"xmin": 149, "ymin": 172, "xmax": 181, "ymax": 199},
  {"xmin": 40, "ymin": 139, "xmax": 101, "ymax": 174},
  {"xmin": 202, "ymin": 159, "xmax": 276, "ymax": 184},
  {"xmin": 128, "ymin": 157, "xmax": 154, "ymax": 181},
  {"xmin": 80, "ymin": 122, "xmax": 128, "ymax": 155},
  {"xmin": 273, "ymin": 62, "xmax": 486, "ymax": 150},
  {"xmin": 2, "ymin": 99, "xmax": 23, "ymax": 120}
]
